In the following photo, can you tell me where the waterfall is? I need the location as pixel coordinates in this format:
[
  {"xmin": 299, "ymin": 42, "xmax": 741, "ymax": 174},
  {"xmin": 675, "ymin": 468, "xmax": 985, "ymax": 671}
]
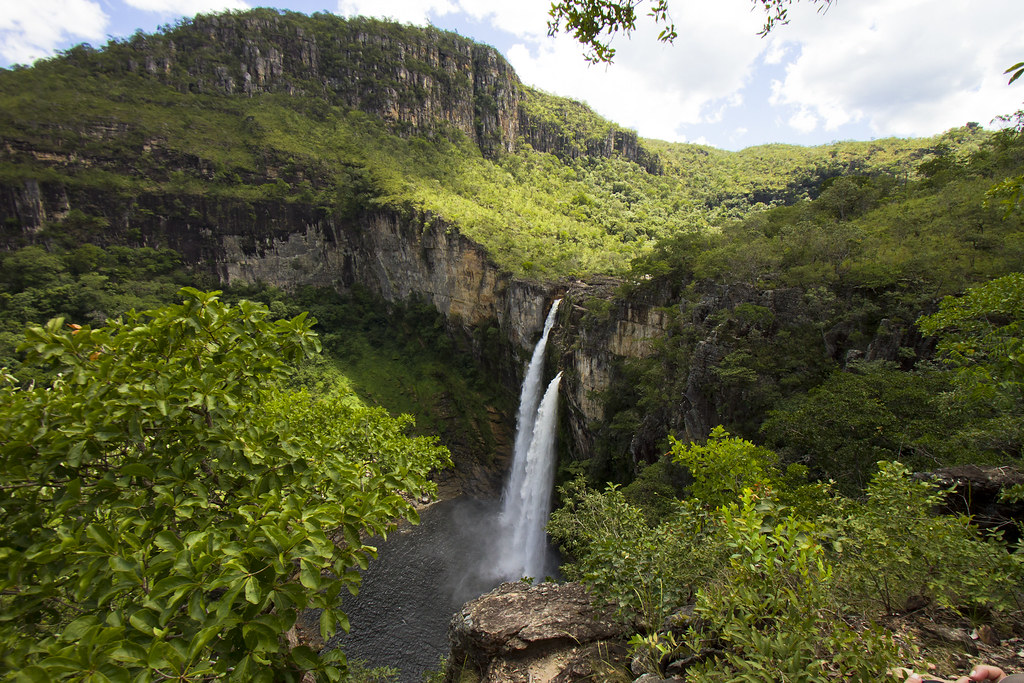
[{"xmin": 493, "ymin": 300, "xmax": 562, "ymax": 580}]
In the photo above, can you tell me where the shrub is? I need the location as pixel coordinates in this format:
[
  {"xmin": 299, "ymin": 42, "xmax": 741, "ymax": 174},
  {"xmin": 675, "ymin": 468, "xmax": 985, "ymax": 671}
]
[
  {"xmin": 0, "ymin": 289, "xmax": 450, "ymax": 680},
  {"xmin": 683, "ymin": 491, "xmax": 900, "ymax": 682}
]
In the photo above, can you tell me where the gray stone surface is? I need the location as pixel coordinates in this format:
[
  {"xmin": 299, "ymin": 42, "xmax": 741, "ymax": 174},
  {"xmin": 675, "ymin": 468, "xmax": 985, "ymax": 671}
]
[{"xmin": 446, "ymin": 581, "xmax": 627, "ymax": 683}]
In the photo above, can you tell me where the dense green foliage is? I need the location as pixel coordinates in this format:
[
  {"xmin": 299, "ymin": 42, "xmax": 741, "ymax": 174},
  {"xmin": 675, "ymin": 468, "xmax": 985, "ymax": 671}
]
[
  {"xmin": 0, "ymin": 243, "xmax": 206, "ymax": 381},
  {"xmin": 0, "ymin": 10, "xmax": 982, "ymax": 280},
  {"xmin": 572, "ymin": 118, "xmax": 1024, "ymax": 484},
  {"xmin": 0, "ymin": 238, "xmax": 509, "ymax": 471},
  {"xmin": 0, "ymin": 290, "xmax": 450, "ymax": 680},
  {"xmin": 918, "ymin": 271, "xmax": 1024, "ymax": 411},
  {"xmin": 554, "ymin": 267, "xmax": 1024, "ymax": 676},
  {"xmin": 550, "ymin": 433, "xmax": 1024, "ymax": 680},
  {"xmin": 226, "ymin": 283, "xmax": 514, "ymax": 467}
]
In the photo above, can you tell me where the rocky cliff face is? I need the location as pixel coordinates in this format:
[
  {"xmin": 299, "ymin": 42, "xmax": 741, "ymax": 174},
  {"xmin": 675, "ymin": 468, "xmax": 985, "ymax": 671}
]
[
  {"xmin": 100, "ymin": 10, "xmax": 659, "ymax": 166},
  {"xmin": 519, "ymin": 120, "xmax": 664, "ymax": 175},
  {"xmin": 114, "ymin": 12, "xmax": 520, "ymax": 157},
  {"xmin": 217, "ymin": 203, "xmax": 557, "ymax": 350},
  {"xmin": 550, "ymin": 281, "xmax": 673, "ymax": 463}
]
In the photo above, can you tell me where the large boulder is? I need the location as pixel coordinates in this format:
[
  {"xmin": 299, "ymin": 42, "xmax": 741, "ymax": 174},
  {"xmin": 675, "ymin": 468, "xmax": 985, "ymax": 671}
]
[{"xmin": 446, "ymin": 581, "xmax": 628, "ymax": 682}]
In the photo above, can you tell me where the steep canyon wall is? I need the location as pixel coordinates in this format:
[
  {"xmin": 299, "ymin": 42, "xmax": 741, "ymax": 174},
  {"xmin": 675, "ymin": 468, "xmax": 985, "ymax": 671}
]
[
  {"xmin": 84, "ymin": 11, "xmax": 657, "ymax": 165},
  {"xmin": 1, "ymin": 169, "xmax": 670, "ymax": 472}
]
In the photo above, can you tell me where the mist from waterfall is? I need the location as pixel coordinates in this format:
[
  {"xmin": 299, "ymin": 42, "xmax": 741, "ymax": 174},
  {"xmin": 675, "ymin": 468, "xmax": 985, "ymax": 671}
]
[{"xmin": 493, "ymin": 300, "xmax": 562, "ymax": 581}]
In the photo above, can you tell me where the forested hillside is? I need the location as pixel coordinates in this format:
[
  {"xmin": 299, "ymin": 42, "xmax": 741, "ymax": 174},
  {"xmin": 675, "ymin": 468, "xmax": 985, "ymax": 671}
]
[
  {"xmin": 0, "ymin": 9, "xmax": 983, "ymax": 278},
  {"xmin": 0, "ymin": 8, "xmax": 1022, "ymax": 682}
]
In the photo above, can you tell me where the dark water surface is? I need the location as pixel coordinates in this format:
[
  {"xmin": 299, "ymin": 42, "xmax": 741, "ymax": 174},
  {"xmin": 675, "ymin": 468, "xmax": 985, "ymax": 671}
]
[{"xmin": 327, "ymin": 497, "xmax": 510, "ymax": 682}]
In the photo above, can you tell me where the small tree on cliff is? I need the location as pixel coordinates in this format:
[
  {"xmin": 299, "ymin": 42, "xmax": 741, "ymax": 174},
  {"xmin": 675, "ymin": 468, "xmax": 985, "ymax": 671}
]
[{"xmin": 0, "ymin": 288, "xmax": 450, "ymax": 681}]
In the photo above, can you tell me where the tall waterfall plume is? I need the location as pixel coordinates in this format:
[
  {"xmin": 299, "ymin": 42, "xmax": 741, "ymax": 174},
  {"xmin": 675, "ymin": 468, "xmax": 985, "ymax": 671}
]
[{"xmin": 494, "ymin": 300, "xmax": 562, "ymax": 580}]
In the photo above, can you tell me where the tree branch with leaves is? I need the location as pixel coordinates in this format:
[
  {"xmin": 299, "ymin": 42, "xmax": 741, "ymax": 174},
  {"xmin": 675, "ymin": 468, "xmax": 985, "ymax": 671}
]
[
  {"xmin": 0, "ymin": 288, "xmax": 450, "ymax": 681},
  {"xmin": 547, "ymin": 0, "xmax": 835, "ymax": 63}
]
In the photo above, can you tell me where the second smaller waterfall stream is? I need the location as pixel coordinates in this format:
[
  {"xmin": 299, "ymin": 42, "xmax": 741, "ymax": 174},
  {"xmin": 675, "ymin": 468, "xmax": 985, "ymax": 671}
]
[{"xmin": 492, "ymin": 299, "xmax": 562, "ymax": 580}]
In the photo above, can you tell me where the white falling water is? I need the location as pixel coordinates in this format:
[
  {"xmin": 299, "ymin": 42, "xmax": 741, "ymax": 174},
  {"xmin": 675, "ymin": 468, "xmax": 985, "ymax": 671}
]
[
  {"xmin": 493, "ymin": 300, "xmax": 562, "ymax": 580},
  {"xmin": 503, "ymin": 300, "xmax": 560, "ymax": 516}
]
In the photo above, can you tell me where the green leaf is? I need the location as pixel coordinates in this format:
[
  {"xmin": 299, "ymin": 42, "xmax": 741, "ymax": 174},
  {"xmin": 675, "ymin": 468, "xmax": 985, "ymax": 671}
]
[
  {"xmin": 149, "ymin": 575, "xmax": 192, "ymax": 599},
  {"xmin": 121, "ymin": 463, "xmax": 154, "ymax": 479},
  {"xmin": 299, "ymin": 558, "xmax": 320, "ymax": 590},
  {"xmin": 244, "ymin": 576, "xmax": 261, "ymax": 604},
  {"xmin": 97, "ymin": 663, "xmax": 131, "ymax": 683},
  {"xmin": 187, "ymin": 625, "xmax": 223, "ymax": 662},
  {"xmin": 109, "ymin": 642, "xmax": 148, "ymax": 665},
  {"xmin": 129, "ymin": 609, "xmax": 159, "ymax": 635},
  {"xmin": 336, "ymin": 611, "xmax": 350, "ymax": 634},
  {"xmin": 1006, "ymin": 61, "xmax": 1024, "ymax": 84},
  {"xmin": 319, "ymin": 609, "xmax": 336, "ymax": 641},
  {"xmin": 109, "ymin": 556, "xmax": 135, "ymax": 573},
  {"xmin": 290, "ymin": 645, "xmax": 319, "ymax": 669},
  {"xmin": 19, "ymin": 665, "xmax": 51, "ymax": 683},
  {"xmin": 86, "ymin": 524, "xmax": 117, "ymax": 552},
  {"xmin": 153, "ymin": 531, "xmax": 183, "ymax": 553},
  {"xmin": 61, "ymin": 615, "xmax": 98, "ymax": 642}
]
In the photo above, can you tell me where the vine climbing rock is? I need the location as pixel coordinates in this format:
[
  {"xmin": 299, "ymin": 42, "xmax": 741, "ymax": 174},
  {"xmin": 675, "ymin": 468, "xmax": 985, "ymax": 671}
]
[{"xmin": 445, "ymin": 581, "xmax": 628, "ymax": 682}]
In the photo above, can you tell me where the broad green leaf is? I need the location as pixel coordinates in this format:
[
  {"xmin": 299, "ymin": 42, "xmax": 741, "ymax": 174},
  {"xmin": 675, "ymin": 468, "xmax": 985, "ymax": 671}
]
[
  {"xmin": 299, "ymin": 558, "xmax": 320, "ymax": 590},
  {"xmin": 86, "ymin": 524, "xmax": 117, "ymax": 552},
  {"xmin": 153, "ymin": 531, "xmax": 183, "ymax": 553},
  {"xmin": 244, "ymin": 576, "xmax": 261, "ymax": 604},
  {"xmin": 289, "ymin": 645, "xmax": 319, "ymax": 669},
  {"xmin": 128, "ymin": 609, "xmax": 159, "ymax": 635},
  {"xmin": 319, "ymin": 609, "xmax": 336, "ymax": 641},
  {"xmin": 121, "ymin": 463, "xmax": 154, "ymax": 479}
]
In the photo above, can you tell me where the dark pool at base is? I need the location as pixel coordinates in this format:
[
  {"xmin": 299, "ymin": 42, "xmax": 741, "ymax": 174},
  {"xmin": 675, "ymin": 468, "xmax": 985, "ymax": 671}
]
[{"xmin": 326, "ymin": 496, "xmax": 559, "ymax": 682}]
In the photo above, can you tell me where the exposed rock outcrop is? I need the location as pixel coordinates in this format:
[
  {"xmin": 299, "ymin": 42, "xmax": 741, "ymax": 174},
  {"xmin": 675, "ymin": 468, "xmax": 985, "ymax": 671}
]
[
  {"xmin": 919, "ymin": 465, "xmax": 1024, "ymax": 541},
  {"xmin": 446, "ymin": 581, "xmax": 627, "ymax": 683},
  {"xmin": 118, "ymin": 12, "xmax": 521, "ymax": 157},
  {"xmin": 95, "ymin": 10, "xmax": 661, "ymax": 167}
]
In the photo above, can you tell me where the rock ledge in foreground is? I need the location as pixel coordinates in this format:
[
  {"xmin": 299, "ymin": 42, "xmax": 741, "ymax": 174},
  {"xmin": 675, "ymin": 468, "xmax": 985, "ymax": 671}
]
[{"xmin": 446, "ymin": 581, "xmax": 628, "ymax": 682}]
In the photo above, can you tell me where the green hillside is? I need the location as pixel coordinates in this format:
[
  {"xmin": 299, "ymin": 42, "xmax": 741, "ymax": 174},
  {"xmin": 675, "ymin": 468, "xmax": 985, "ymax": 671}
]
[{"xmin": 0, "ymin": 9, "xmax": 986, "ymax": 278}]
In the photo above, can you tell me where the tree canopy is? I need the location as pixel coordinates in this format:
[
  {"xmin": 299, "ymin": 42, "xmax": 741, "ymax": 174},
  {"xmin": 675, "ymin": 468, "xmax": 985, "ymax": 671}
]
[{"xmin": 0, "ymin": 289, "xmax": 450, "ymax": 681}]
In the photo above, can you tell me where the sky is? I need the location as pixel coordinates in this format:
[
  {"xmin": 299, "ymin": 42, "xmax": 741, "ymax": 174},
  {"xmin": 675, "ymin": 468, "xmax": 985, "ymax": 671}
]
[{"xmin": 1, "ymin": 0, "xmax": 1022, "ymax": 150}]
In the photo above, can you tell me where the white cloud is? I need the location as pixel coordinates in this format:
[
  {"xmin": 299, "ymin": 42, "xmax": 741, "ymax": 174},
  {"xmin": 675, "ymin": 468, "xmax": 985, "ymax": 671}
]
[
  {"xmin": 788, "ymin": 106, "xmax": 819, "ymax": 134},
  {"xmin": 766, "ymin": 0, "xmax": 1024, "ymax": 137},
  {"xmin": 336, "ymin": 0, "xmax": 458, "ymax": 26},
  {"xmin": 122, "ymin": 0, "xmax": 249, "ymax": 14},
  {"xmin": 0, "ymin": 0, "xmax": 108, "ymax": 65},
  {"xmin": 763, "ymin": 41, "xmax": 788, "ymax": 66},
  {"xmin": 337, "ymin": 0, "xmax": 549, "ymax": 38},
  {"xmin": 506, "ymin": 3, "xmax": 770, "ymax": 142},
  {"xmin": 455, "ymin": 0, "xmax": 549, "ymax": 39}
]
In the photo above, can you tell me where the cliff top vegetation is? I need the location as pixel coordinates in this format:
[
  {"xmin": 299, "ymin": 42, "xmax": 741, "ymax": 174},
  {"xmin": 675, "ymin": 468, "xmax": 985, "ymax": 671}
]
[{"xmin": 0, "ymin": 8, "xmax": 994, "ymax": 278}]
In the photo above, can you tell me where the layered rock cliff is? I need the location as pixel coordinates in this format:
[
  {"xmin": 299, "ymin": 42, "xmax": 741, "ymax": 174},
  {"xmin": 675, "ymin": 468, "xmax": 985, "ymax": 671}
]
[{"xmin": 93, "ymin": 10, "xmax": 659, "ymax": 166}]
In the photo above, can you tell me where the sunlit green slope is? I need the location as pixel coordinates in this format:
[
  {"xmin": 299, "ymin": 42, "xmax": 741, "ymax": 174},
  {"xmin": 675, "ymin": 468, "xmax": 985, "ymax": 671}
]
[{"xmin": 0, "ymin": 9, "xmax": 986, "ymax": 279}]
